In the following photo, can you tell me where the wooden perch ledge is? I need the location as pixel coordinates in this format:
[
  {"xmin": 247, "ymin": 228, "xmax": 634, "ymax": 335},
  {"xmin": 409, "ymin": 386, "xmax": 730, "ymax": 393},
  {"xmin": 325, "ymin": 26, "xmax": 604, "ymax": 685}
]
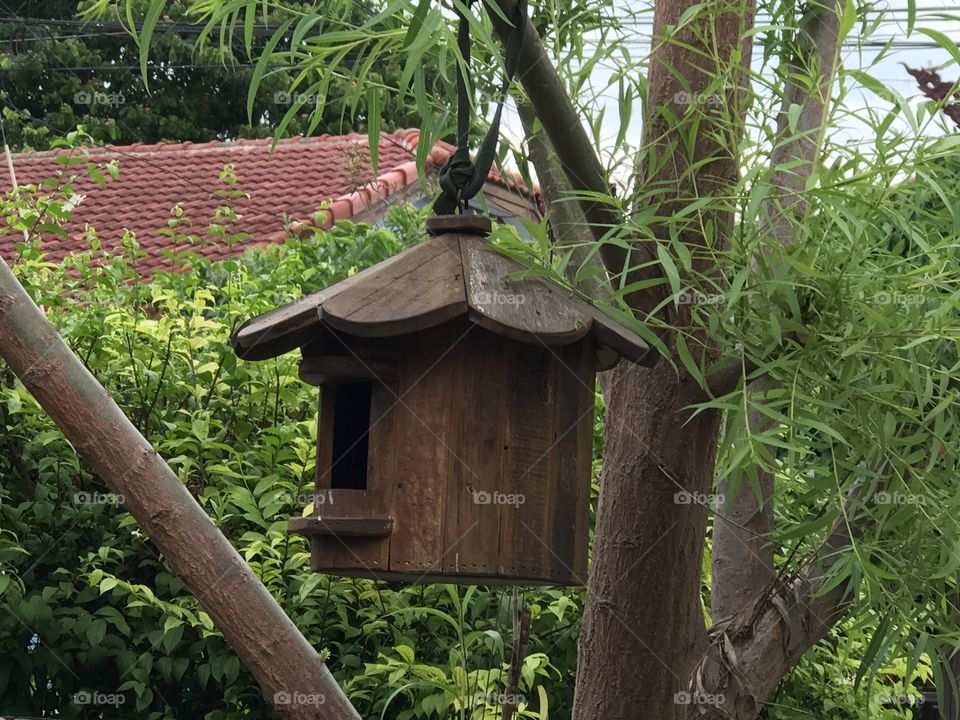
[{"xmin": 288, "ymin": 516, "xmax": 395, "ymax": 538}]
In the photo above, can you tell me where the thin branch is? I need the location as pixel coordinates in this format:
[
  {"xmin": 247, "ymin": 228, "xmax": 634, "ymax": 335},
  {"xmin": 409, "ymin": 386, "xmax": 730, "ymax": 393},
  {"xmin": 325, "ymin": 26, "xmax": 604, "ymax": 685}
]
[
  {"xmin": 486, "ymin": 0, "xmax": 628, "ymax": 277},
  {"xmin": 502, "ymin": 591, "xmax": 532, "ymax": 720},
  {"xmin": 517, "ymin": 101, "xmax": 610, "ymax": 297},
  {"xmin": 710, "ymin": 0, "xmax": 843, "ymax": 623}
]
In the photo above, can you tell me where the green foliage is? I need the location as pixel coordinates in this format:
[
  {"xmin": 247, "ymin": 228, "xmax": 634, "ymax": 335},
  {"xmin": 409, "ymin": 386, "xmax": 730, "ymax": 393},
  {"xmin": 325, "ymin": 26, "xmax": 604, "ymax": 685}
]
[
  {"xmin": 11, "ymin": 0, "xmax": 960, "ymax": 715},
  {"xmin": 0, "ymin": 158, "xmax": 584, "ymax": 718},
  {"xmin": 768, "ymin": 615, "xmax": 933, "ymax": 720},
  {"xmin": 0, "ymin": 0, "xmax": 424, "ymax": 151}
]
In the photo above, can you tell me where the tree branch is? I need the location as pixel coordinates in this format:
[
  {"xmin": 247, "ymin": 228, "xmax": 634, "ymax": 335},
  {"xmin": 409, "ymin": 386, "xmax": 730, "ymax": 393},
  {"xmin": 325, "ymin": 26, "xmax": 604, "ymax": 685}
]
[
  {"xmin": 517, "ymin": 101, "xmax": 610, "ymax": 298},
  {"xmin": 688, "ymin": 481, "xmax": 864, "ymax": 719},
  {"xmin": 710, "ymin": 0, "xmax": 843, "ymax": 627},
  {"xmin": 486, "ymin": 0, "xmax": 628, "ymax": 277}
]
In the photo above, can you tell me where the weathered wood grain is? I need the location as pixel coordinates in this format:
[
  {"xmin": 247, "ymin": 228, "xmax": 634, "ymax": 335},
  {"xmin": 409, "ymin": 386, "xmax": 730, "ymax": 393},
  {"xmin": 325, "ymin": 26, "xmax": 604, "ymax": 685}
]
[
  {"xmin": 386, "ymin": 322, "xmax": 461, "ymax": 574},
  {"xmin": 549, "ymin": 340, "xmax": 594, "ymax": 583},
  {"xmin": 461, "ymin": 235, "xmax": 591, "ymax": 344},
  {"xmin": 498, "ymin": 341, "xmax": 556, "ymax": 581},
  {"xmin": 442, "ymin": 329, "xmax": 506, "ymax": 578},
  {"xmin": 290, "ymin": 516, "xmax": 394, "ymax": 537},
  {"xmin": 298, "ymin": 355, "xmax": 396, "ymax": 386},
  {"xmin": 230, "ymin": 240, "xmax": 426, "ymax": 359},
  {"xmin": 426, "ymin": 214, "xmax": 492, "ymax": 236},
  {"xmin": 321, "ymin": 237, "xmax": 467, "ymax": 337}
]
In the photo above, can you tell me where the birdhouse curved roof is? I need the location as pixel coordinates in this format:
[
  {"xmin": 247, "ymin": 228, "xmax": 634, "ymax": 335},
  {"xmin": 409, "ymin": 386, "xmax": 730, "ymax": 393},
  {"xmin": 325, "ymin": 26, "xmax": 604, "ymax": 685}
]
[{"xmin": 231, "ymin": 217, "xmax": 653, "ymax": 370}]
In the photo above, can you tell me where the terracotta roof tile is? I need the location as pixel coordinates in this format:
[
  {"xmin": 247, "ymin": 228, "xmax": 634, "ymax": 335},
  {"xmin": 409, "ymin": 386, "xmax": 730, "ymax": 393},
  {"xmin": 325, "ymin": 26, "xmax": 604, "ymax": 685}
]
[{"xmin": 0, "ymin": 129, "xmax": 537, "ymax": 276}]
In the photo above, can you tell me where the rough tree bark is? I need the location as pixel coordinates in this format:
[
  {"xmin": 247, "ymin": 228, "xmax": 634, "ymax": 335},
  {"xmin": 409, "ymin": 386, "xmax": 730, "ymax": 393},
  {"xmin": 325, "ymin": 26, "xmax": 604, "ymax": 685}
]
[
  {"xmin": 0, "ymin": 258, "xmax": 359, "ymax": 720},
  {"xmin": 691, "ymin": 482, "xmax": 864, "ymax": 719},
  {"xmin": 571, "ymin": 0, "xmax": 757, "ymax": 716}
]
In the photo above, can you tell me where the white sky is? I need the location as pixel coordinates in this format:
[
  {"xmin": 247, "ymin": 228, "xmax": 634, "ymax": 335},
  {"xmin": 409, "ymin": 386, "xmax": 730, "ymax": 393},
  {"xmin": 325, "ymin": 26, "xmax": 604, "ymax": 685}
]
[{"xmin": 498, "ymin": 0, "xmax": 960, "ymax": 183}]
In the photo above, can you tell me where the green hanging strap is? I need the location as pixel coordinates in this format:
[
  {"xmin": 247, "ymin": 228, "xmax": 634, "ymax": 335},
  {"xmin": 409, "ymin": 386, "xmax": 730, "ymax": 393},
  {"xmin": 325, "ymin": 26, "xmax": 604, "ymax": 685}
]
[{"xmin": 433, "ymin": 0, "xmax": 528, "ymax": 216}]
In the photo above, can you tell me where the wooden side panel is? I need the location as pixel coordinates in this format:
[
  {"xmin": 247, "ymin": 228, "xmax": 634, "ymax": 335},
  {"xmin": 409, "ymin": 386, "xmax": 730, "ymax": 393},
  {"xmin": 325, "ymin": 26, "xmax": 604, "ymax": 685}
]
[
  {"xmin": 441, "ymin": 330, "xmax": 506, "ymax": 577},
  {"xmin": 385, "ymin": 322, "xmax": 461, "ymax": 574},
  {"xmin": 310, "ymin": 360, "xmax": 398, "ymax": 575},
  {"xmin": 498, "ymin": 342, "xmax": 556, "ymax": 581},
  {"xmin": 548, "ymin": 341, "xmax": 595, "ymax": 584},
  {"xmin": 316, "ymin": 389, "xmax": 335, "ymax": 491}
]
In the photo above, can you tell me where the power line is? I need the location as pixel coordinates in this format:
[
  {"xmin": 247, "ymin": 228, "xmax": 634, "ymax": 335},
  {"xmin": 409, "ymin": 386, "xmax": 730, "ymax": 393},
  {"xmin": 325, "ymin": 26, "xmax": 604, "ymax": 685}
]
[
  {"xmin": 0, "ymin": 7, "xmax": 956, "ymax": 38},
  {"xmin": 0, "ymin": 14, "xmax": 295, "ymax": 39},
  {"xmin": 0, "ymin": 63, "xmax": 299, "ymax": 71}
]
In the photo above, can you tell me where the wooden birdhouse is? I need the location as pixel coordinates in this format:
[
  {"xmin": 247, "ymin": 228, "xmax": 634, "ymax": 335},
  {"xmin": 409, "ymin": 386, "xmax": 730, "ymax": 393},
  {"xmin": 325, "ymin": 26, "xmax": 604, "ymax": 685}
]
[{"xmin": 230, "ymin": 215, "xmax": 652, "ymax": 585}]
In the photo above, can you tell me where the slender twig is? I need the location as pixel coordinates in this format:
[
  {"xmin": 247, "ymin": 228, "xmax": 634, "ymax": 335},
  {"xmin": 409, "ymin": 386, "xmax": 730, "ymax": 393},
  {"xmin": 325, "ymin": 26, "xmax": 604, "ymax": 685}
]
[{"xmin": 501, "ymin": 590, "xmax": 531, "ymax": 720}]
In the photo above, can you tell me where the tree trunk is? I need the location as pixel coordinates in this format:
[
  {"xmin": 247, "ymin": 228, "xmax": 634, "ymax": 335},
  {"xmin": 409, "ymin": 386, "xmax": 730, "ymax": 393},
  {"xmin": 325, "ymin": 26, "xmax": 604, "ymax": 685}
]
[
  {"xmin": 0, "ymin": 259, "xmax": 359, "ymax": 719},
  {"xmin": 575, "ymin": 363, "xmax": 722, "ymax": 718},
  {"xmin": 688, "ymin": 484, "xmax": 863, "ymax": 719},
  {"xmin": 711, "ymin": 392, "xmax": 775, "ymax": 623},
  {"xmin": 572, "ymin": 0, "xmax": 755, "ymax": 715}
]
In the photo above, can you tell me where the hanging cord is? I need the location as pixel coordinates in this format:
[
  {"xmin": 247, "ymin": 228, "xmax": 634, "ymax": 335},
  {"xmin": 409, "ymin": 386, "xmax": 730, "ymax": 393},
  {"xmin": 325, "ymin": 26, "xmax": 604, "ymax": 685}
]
[{"xmin": 433, "ymin": 0, "xmax": 528, "ymax": 215}]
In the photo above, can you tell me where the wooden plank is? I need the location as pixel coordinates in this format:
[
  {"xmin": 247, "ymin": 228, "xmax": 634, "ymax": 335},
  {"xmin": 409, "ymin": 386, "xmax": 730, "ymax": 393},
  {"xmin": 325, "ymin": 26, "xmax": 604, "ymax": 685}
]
[
  {"xmin": 298, "ymin": 355, "xmax": 396, "ymax": 386},
  {"xmin": 386, "ymin": 322, "xmax": 461, "ymax": 574},
  {"xmin": 290, "ymin": 516, "xmax": 394, "ymax": 537},
  {"xmin": 358, "ymin": 379, "xmax": 400, "ymax": 572},
  {"xmin": 441, "ymin": 329, "xmax": 506, "ymax": 578},
  {"xmin": 321, "ymin": 236, "xmax": 467, "ymax": 337},
  {"xmin": 309, "ymin": 492, "xmax": 389, "ymax": 573},
  {"xmin": 581, "ymin": 306, "xmax": 653, "ymax": 366},
  {"xmin": 458, "ymin": 233, "xmax": 651, "ymax": 369},
  {"xmin": 480, "ymin": 182, "xmax": 542, "ymax": 223},
  {"xmin": 315, "ymin": 389, "xmax": 336, "ymax": 490},
  {"xmin": 498, "ymin": 341, "xmax": 556, "ymax": 582},
  {"xmin": 230, "ymin": 290, "xmax": 326, "ymax": 360},
  {"xmin": 316, "ymin": 568, "xmax": 564, "ymax": 585},
  {"xmin": 426, "ymin": 214, "xmax": 491, "ymax": 236},
  {"xmin": 461, "ymin": 236, "xmax": 591, "ymax": 345},
  {"xmin": 548, "ymin": 341, "xmax": 594, "ymax": 584}
]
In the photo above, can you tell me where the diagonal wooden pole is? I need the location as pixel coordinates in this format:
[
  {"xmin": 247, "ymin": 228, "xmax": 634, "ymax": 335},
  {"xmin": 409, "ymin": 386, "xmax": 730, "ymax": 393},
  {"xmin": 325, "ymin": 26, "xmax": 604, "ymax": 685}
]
[{"xmin": 0, "ymin": 257, "xmax": 359, "ymax": 720}]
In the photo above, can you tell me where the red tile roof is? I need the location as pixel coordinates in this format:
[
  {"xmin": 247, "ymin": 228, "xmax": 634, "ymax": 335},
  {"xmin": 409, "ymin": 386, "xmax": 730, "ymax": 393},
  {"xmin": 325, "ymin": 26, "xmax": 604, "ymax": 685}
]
[{"xmin": 0, "ymin": 129, "xmax": 535, "ymax": 274}]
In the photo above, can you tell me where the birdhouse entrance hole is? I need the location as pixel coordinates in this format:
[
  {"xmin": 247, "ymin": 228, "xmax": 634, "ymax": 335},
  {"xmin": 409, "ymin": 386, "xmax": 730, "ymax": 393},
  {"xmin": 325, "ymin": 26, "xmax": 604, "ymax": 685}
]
[{"xmin": 329, "ymin": 381, "xmax": 372, "ymax": 491}]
